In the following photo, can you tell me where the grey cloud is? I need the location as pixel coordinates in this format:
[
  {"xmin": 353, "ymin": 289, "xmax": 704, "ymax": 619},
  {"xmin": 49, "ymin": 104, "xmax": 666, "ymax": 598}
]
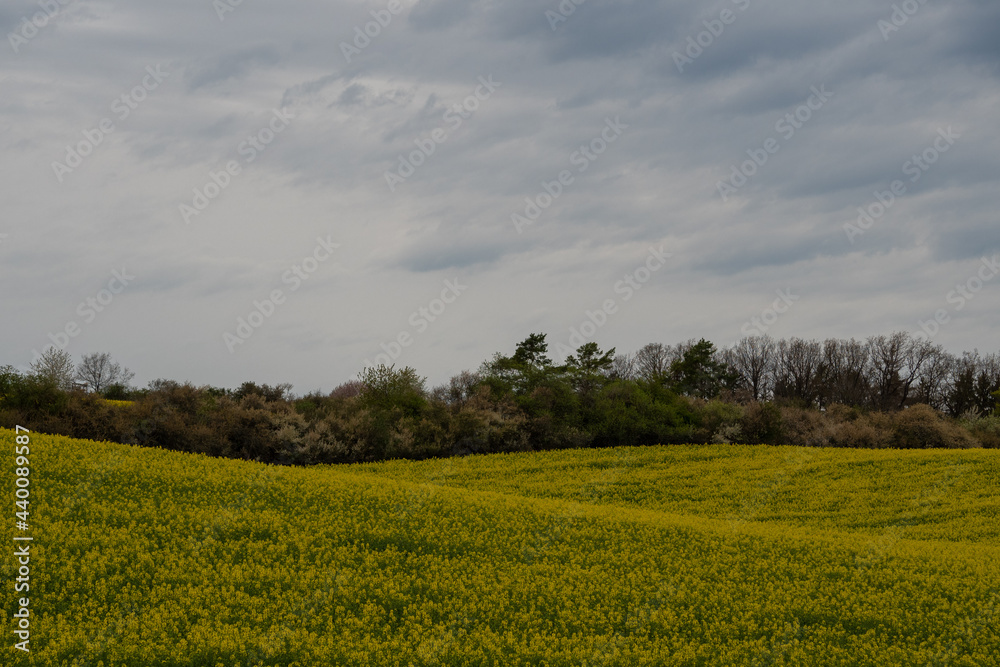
[
  {"xmin": 186, "ymin": 45, "xmax": 281, "ymax": 90},
  {"xmin": 1, "ymin": 0, "xmax": 997, "ymax": 390}
]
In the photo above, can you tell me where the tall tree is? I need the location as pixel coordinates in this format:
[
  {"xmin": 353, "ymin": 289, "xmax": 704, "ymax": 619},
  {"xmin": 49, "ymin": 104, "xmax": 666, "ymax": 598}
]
[
  {"xmin": 670, "ymin": 339, "xmax": 731, "ymax": 399},
  {"xmin": 818, "ymin": 337, "xmax": 870, "ymax": 407},
  {"xmin": 480, "ymin": 333, "xmax": 560, "ymax": 395},
  {"xmin": 729, "ymin": 336, "xmax": 775, "ymax": 401},
  {"xmin": 634, "ymin": 343, "xmax": 672, "ymax": 383},
  {"xmin": 608, "ymin": 352, "xmax": 637, "ymax": 381},
  {"xmin": 973, "ymin": 353, "xmax": 1000, "ymax": 415},
  {"xmin": 946, "ymin": 352, "xmax": 981, "ymax": 417},
  {"xmin": 774, "ymin": 338, "xmax": 822, "ymax": 406},
  {"xmin": 866, "ymin": 333, "xmax": 908, "ymax": 411},
  {"xmin": 911, "ymin": 347, "xmax": 955, "ymax": 410},
  {"xmin": 76, "ymin": 352, "xmax": 135, "ymax": 393},
  {"xmin": 898, "ymin": 337, "xmax": 941, "ymax": 409},
  {"xmin": 565, "ymin": 342, "xmax": 615, "ymax": 395},
  {"xmin": 29, "ymin": 347, "xmax": 75, "ymax": 390},
  {"xmin": 511, "ymin": 333, "xmax": 552, "ymax": 369}
]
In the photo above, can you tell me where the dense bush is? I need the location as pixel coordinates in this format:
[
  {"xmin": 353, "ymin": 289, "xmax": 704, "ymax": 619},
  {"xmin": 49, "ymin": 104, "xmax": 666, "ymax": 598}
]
[
  {"xmin": 2, "ymin": 332, "xmax": 998, "ymax": 464},
  {"xmin": 889, "ymin": 404, "xmax": 979, "ymax": 449}
]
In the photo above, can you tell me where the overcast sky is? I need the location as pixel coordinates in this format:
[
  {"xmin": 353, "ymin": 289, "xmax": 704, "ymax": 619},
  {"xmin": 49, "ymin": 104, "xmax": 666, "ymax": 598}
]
[{"xmin": 2, "ymin": 0, "xmax": 998, "ymax": 393}]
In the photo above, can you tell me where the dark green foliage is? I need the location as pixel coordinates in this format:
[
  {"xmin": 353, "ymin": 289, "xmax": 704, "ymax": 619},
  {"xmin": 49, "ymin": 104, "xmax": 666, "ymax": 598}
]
[
  {"xmin": 511, "ymin": 332, "xmax": 552, "ymax": 369},
  {"xmin": 669, "ymin": 339, "xmax": 735, "ymax": 399},
  {"xmin": 233, "ymin": 381, "xmax": 292, "ymax": 402},
  {"xmin": 565, "ymin": 342, "xmax": 615, "ymax": 396},
  {"xmin": 584, "ymin": 380, "xmax": 695, "ymax": 448},
  {"xmin": 3, "ymin": 334, "xmax": 998, "ymax": 464},
  {"xmin": 0, "ymin": 366, "xmax": 69, "ymax": 416},
  {"xmin": 102, "ymin": 383, "xmax": 132, "ymax": 400},
  {"xmin": 359, "ymin": 365, "xmax": 427, "ymax": 416}
]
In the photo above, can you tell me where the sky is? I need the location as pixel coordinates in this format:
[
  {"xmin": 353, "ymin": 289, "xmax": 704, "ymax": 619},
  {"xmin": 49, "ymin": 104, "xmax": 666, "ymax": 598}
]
[{"xmin": 2, "ymin": 0, "xmax": 999, "ymax": 393}]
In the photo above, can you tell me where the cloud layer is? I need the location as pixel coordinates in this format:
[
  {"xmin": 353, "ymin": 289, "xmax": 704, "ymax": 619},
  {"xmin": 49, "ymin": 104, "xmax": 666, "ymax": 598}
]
[{"xmin": 2, "ymin": 0, "xmax": 998, "ymax": 391}]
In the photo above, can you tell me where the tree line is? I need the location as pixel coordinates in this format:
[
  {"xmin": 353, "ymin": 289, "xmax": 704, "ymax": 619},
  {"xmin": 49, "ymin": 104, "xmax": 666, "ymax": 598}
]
[{"xmin": 2, "ymin": 332, "xmax": 998, "ymax": 465}]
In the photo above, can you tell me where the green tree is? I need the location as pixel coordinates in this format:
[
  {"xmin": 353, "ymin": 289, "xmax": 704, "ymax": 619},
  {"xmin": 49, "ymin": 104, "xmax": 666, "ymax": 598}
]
[
  {"xmin": 511, "ymin": 333, "xmax": 552, "ymax": 369},
  {"xmin": 565, "ymin": 342, "xmax": 616, "ymax": 395},
  {"xmin": 480, "ymin": 333, "xmax": 560, "ymax": 396},
  {"xmin": 480, "ymin": 334, "xmax": 579, "ymax": 432},
  {"xmin": 358, "ymin": 365, "xmax": 427, "ymax": 416},
  {"xmin": 669, "ymin": 339, "xmax": 734, "ymax": 399},
  {"xmin": 0, "ymin": 365, "xmax": 68, "ymax": 415}
]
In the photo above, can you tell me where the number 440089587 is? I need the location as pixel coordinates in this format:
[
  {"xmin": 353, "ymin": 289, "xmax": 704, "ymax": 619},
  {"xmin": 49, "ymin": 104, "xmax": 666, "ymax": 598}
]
[{"xmin": 15, "ymin": 425, "xmax": 30, "ymax": 524}]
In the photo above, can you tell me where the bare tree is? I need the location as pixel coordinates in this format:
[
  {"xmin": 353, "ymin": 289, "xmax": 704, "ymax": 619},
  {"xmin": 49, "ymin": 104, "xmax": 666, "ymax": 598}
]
[
  {"xmin": 864, "ymin": 332, "xmax": 937, "ymax": 411},
  {"xmin": 866, "ymin": 333, "xmax": 908, "ymax": 411},
  {"xmin": 431, "ymin": 370, "xmax": 481, "ymax": 406},
  {"xmin": 898, "ymin": 337, "xmax": 940, "ymax": 409},
  {"xmin": 774, "ymin": 338, "xmax": 822, "ymax": 406},
  {"xmin": 729, "ymin": 336, "xmax": 775, "ymax": 401},
  {"xmin": 819, "ymin": 338, "xmax": 870, "ymax": 407},
  {"xmin": 76, "ymin": 352, "xmax": 135, "ymax": 393},
  {"xmin": 912, "ymin": 347, "xmax": 955, "ymax": 410},
  {"xmin": 634, "ymin": 343, "xmax": 672, "ymax": 382},
  {"xmin": 29, "ymin": 347, "xmax": 76, "ymax": 390},
  {"xmin": 609, "ymin": 352, "xmax": 637, "ymax": 381}
]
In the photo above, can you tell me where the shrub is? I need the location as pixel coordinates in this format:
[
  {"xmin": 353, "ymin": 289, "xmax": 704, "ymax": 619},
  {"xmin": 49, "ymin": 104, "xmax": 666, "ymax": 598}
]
[
  {"xmin": 56, "ymin": 392, "xmax": 135, "ymax": 443},
  {"xmin": 697, "ymin": 399, "xmax": 744, "ymax": 443},
  {"xmin": 740, "ymin": 402, "xmax": 783, "ymax": 444},
  {"xmin": 778, "ymin": 406, "xmax": 831, "ymax": 448},
  {"xmin": 1, "ymin": 372, "xmax": 69, "ymax": 417},
  {"xmin": 965, "ymin": 415, "xmax": 1000, "ymax": 448},
  {"xmin": 890, "ymin": 404, "xmax": 979, "ymax": 449},
  {"xmin": 102, "ymin": 383, "xmax": 132, "ymax": 400},
  {"xmin": 825, "ymin": 410, "xmax": 888, "ymax": 448}
]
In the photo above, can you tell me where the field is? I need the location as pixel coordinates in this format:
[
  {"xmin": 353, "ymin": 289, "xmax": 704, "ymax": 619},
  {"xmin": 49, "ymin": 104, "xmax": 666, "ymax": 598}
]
[{"xmin": 2, "ymin": 428, "xmax": 999, "ymax": 666}]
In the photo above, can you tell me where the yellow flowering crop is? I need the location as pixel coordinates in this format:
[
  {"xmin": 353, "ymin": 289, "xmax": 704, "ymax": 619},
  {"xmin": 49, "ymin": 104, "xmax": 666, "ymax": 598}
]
[
  {"xmin": 100, "ymin": 399, "xmax": 134, "ymax": 408},
  {"xmin": 1, "ymin": 430, "xmax": 997, "ymax": 665}
]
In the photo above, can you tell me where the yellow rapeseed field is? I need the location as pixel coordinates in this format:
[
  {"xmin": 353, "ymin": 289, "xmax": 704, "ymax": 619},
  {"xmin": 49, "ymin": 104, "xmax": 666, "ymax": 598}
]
[
  {"xmin": 2, "ymin": 429, "xmax": 998, "ymax": 666},
  {"xmin": 100, "ymin": 399, "xmax": 134, "ymax": 408}
]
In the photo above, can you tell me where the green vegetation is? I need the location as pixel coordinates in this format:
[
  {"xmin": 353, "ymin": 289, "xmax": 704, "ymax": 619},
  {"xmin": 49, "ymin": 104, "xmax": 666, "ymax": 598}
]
[{"xmin": 3, "ymin": 332, "xmax": 999, "ymax": 465}]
